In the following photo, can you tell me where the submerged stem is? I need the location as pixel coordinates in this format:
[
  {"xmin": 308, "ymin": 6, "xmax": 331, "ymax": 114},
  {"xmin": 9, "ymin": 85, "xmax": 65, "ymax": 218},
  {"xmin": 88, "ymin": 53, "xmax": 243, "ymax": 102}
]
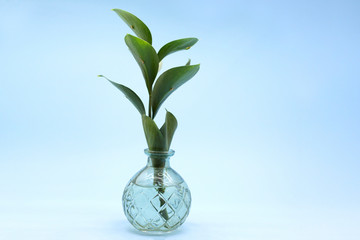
[{"xmin": 152, "ymin": 159, "xmax": 170, "ymax": 223}]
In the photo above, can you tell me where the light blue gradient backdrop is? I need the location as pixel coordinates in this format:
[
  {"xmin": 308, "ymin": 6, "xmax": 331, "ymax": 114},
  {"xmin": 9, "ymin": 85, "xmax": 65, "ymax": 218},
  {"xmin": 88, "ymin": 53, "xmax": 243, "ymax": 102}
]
[{"xmin": 1, "ymin": 0, "xmax": 359, "ymax": 239}]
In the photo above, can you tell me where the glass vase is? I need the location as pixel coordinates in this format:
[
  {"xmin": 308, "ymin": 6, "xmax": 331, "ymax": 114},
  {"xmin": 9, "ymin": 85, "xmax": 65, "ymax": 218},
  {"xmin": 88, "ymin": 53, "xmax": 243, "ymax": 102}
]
[{"xmin": 122, "ymin": 149, "xmax": 191, "ymax": 232}]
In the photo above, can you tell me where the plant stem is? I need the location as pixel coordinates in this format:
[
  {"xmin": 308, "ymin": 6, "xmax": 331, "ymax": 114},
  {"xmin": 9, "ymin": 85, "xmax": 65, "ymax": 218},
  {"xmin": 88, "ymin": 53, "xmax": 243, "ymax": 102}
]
[
  {"xmin": 148, "ymin": 94, "xmax": 152, "ymax": 118},
  {"xmin": 158, "ymin": 186, "xmax": 169, "ymax": 221},
  {"xmin": 152, "ymin": 159, "xmax": 170, "ymax": 223}
]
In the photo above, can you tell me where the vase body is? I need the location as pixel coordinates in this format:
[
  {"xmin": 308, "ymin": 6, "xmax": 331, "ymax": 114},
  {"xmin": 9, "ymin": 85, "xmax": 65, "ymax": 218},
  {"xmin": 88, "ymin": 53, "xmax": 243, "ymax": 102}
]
[{"xmin": 122, "ymin": 149, "xmax": 191, "ymax": 232}]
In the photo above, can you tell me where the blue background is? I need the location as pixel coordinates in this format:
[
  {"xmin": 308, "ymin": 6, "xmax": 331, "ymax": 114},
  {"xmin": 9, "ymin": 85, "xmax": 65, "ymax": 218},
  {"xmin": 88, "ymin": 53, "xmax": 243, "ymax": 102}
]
[{"xmin": 1, "ymin": 0, "xmax": 359, "ymax": 239}]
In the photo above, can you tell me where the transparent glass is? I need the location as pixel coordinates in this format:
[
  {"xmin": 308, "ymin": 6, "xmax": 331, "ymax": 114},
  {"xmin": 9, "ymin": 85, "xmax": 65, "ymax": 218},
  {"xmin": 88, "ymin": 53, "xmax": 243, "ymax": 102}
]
[{"xmin": 122, "ymin": 149, "xmax": 191, "ymax": 232}]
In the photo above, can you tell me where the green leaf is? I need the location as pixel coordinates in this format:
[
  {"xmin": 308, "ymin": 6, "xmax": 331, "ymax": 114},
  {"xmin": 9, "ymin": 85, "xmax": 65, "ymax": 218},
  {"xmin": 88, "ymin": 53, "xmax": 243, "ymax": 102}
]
[
  {"xmin": 98, "ymin": 75, "xmax": 145, "ymax": 115},
  {"xmin": 186, "ymin": 59, "xmax": 191, "ymax": 66},
  {"xmin": 158, "ymin": 38, "xmax": 198, "ymax": 61},
  {"xmin": 142, "ymin": 114, "xmax": 166, "ymax": 151},
  {"xmin": 112, "ymin": 8, "xmax": 152, "ymax": 44},
  {"xmin": 125, "ymin": 34, "xmax": 159, "ymax": 93},
  {"xmin": 160, "ymin": 110, "xmax": 178, "ymax": 150},
  {"xmin": 151, "ymin": 64, "xmax": 200, "ymax": 118}
]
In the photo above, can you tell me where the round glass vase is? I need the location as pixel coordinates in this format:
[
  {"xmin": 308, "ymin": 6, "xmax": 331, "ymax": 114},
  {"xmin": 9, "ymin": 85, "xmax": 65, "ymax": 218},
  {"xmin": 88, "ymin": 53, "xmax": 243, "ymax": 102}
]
[{"xmin": 122, "ymin": 149, "xmax": 191, "ymax": 232}]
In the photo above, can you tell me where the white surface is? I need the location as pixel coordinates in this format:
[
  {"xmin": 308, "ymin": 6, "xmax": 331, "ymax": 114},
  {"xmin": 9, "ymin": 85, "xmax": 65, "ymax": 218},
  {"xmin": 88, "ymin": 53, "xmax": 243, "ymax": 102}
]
[{"xmin": 1, "ymin": 200, "xmax": 359, "ymax": 240}]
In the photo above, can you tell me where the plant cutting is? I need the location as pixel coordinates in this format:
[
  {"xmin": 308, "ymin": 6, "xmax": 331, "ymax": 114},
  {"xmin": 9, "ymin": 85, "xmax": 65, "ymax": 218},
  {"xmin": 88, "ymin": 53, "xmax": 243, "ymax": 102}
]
[{"xmin": 98, "ymin": 9, "xmax": 200, "ymax": 232}]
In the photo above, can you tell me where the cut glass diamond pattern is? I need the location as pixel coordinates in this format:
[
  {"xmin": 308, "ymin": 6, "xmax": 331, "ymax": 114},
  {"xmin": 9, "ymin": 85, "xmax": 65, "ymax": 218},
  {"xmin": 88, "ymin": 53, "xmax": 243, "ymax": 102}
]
[{"xmin": 123, "ymin": 181, "xmax": 191, "ymax": 232}]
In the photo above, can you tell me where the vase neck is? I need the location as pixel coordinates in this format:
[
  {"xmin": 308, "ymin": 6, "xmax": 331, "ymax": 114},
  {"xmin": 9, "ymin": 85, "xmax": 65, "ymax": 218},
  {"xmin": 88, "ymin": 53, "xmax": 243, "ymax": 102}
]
[{"xmin": 145, "ymin": 149, "xmax": 174, "ymax": 168}]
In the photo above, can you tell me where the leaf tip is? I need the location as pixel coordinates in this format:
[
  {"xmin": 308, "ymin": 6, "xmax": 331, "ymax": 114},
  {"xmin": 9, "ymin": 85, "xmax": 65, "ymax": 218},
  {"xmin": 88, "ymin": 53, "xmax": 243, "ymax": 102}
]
[
  {"xmin": 124, "ymin": 33, "xmax": 133, "ymax": 40},
  {"xmin": 98, "ymin": 75, "xmax": 111, "ymax": 82}
]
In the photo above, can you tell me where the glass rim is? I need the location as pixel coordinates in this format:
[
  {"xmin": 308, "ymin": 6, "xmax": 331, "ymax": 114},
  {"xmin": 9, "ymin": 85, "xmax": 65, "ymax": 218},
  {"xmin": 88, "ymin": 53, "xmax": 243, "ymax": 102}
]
[{"xmin": 144, "ymin": 148, "xmax": 175, "ymax": 157}]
